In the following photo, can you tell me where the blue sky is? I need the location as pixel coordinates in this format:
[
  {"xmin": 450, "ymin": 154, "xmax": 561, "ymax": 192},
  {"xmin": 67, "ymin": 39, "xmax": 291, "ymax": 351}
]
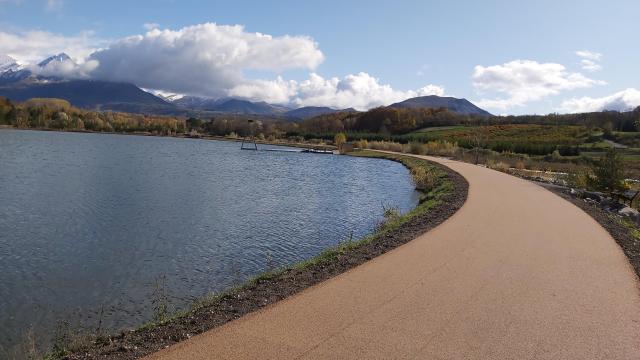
[{"xmin": 0, "ymin": 0, "xmax": 638, "ymax": 114}]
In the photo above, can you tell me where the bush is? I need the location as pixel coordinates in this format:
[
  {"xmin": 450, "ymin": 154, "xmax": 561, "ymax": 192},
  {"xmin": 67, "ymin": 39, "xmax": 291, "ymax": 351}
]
[
  {"xmin": 353, "ymin": 139, "xmax": 369, "ymax": 149},
  {"xmin": 589, "ymin": 148, "xmax": 626, "ymax": 192},
  {"xmin": 423, "ymin": 140, "xmax": 459, "ymax": 156},
  {"xmin": 408, "ymin": 142, "xmax": 426, "ymax": 155},
  {"xmin": 367, "ymin": 141, "xmax": 406, "ymax": 153},
  {"xmin": 410, "ymin": 166, "xmax": 437, "ymax": 191}
]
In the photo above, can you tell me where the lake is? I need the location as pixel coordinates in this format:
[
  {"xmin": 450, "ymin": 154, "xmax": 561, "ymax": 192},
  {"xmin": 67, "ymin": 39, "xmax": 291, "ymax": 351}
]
[{"xmin": 0, "ymin": 129, "xmax": 419, "ymax": 352}]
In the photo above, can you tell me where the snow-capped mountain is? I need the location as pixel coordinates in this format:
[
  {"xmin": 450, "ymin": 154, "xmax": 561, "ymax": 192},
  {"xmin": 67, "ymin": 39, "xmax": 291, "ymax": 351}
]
[
  {"xmin": 37, "ymin": 53, "xmax": 72, "ymax": 68},
  {"xmin": 0, "ymin": 52, "xmax": 77, "ymax": 85},
  {"xmin": 0, "ymin": 55, "xmax": 21, "ymax": 73}
]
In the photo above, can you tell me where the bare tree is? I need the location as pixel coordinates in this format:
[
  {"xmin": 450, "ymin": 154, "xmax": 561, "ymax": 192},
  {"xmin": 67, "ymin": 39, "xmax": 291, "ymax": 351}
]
[{"xmin": 471, "ymin": 119, "xmax": 489, "ymax": 164}]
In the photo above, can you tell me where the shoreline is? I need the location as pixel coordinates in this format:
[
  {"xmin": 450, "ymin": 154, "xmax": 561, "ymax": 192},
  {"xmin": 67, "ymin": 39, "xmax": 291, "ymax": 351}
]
[
  {"xmin": 0, "ymin": 126, "xmax": 336, "ymax": 151},
  {"xmin": 61, "ymin": 151, "xmax": 469, "ymax": 359}
]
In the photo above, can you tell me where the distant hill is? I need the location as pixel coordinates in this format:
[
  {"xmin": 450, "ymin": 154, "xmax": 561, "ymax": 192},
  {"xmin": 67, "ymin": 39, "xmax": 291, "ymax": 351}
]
[
  {"xmin": 0, "ymin": 80, "xmax": 175, "ymax": 111},
  {"xmin": 284, "ymin": 106, "xmax": 354, "ymax": 119},
  {"xmin": 389, "ymin": 95, "xmax": 491, "ymax": 116},
  {"xmin": 172, "ymin": 96, "xmax": 228, "ymax": 110},
  {"xmin": 173, "ymin": 96, "xmax": 291, "ymax": 116},
  {"xmin": 209, "ymin": 98, "xmax": 290, "ymax": 115}
]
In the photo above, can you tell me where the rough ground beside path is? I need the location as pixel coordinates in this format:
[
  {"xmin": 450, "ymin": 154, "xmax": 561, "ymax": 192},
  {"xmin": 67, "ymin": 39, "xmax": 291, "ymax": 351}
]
[{"xmin": 147, "ymin": 154, "xmax": 640, "ymax": 360}]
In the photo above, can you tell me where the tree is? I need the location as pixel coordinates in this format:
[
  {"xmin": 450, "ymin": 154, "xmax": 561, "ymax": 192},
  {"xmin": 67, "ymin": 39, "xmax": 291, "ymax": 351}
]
[
  {"xmin": 334, "ymin": 132, "xmax": 347, "ymax": 148},
  {"xmin": 590, "ymin": 148, "xmax": 626, "ymax": 192}
]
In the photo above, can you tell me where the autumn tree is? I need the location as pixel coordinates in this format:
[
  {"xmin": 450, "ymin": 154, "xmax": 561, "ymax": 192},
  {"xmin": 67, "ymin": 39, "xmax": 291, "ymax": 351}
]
[{"xmin": 334, "ymin": 132, "xmax": 347, "ymax": 148}]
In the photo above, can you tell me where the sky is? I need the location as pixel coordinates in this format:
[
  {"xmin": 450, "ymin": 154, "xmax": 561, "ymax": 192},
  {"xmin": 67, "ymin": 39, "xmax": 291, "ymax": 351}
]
[{"xmin": 0, "ymin": 0, "xmax": 638, "ymax": 114}]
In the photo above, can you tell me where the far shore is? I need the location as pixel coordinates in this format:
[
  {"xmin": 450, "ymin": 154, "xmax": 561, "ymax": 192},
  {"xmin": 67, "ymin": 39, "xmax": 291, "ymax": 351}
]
[{"xmin": 0, "ymin": 125, "xmax": 337, "ymax": 151}]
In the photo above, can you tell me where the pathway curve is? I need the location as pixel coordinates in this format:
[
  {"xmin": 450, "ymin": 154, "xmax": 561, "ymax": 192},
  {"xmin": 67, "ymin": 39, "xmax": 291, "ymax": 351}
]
[{"xmin": 147, "ymin": 154, "xmax": 640, "ymax": 360}]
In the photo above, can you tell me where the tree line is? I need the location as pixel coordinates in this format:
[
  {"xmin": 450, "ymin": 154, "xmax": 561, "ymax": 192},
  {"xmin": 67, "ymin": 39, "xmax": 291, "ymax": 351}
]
[
  {"xmin": 0, "ymin": 97, "xmax": 186, "ymax": 134},
  {"xmin": 2, "ymin": 96, "xmax": 639, "ymax": 158}
]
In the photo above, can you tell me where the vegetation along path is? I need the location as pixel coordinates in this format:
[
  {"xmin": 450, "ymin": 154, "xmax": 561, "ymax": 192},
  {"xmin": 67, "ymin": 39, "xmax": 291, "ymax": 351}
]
[{"xmin": 147, "ymin": 153, "xmax": 640, "ymax": 360}]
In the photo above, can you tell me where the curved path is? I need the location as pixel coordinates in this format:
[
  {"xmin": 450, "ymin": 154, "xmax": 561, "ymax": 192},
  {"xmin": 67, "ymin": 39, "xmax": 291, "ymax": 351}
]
[{"xmin": 147, "ymin": 155, "xmax": 640, "ymax": 360}]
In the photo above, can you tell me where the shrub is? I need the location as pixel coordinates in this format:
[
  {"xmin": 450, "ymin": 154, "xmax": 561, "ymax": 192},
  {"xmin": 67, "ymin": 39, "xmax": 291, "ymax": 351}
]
[
  {"xmin": 589, "ymin": 148, "xmax": 626, "ymax": 192},
  {"xmin": 367, "ymin": 141, "xmax": 405, "ymax": 153},
  {"xmin": 423, "ymin": 140, "xmax": 459, "ymax": 156},
  {"xmin": 410, "ymin": 166, "xmax": 437, "ymax": 191},
  {"xmin": 408, "ymin": 141, "xmax": 426, "ymax": 155},
  {"xmin": 353, "ymin": 139, "xmax": 369, "ymax": 149}
]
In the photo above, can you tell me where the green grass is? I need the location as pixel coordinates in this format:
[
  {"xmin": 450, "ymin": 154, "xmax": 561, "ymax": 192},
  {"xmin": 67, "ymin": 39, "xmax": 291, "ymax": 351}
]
[
  {"xmin": 412, "ymin": 125, "xmax": 467, "ymax": 133},
  {"xmin": 410, "ymin": 124, "xmax": 589, "ymax": 144}
]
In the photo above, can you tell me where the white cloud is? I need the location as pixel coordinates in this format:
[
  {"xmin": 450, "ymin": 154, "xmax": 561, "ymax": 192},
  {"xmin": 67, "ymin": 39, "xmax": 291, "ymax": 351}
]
[
  {"xmin": 0, "ymin": 29, "xmax": 102, "ymax": 64},
  {"xmin": 576, "ymin": 50, "xmax": 603, "ymax": 72},
  {"xmin": 580, "ymin": 59, "xmax": 602, "ymax": 72},
  {"xmin": 143, "ymin": 23, "xmax": 160, "ymax": 31},
  {"xmin": 472, "ymin": 59, "xmax": 603, "ymax": 111},
  {"xmin": 88, "ymin": 23, "xmax": 324, "ymax": 98},
  {"xmin": 228, "ymin": 76, "xmax": 298, "ymax": 104},
  {"xmin": 230, "ymin": 72, "xmax": 445, "ymax": 110},
  {"xmin": 575, "ymin": 50, "xmax": 602, "ymax": 61},
  {"xmin": 559, "ymin": 88, "xmax": 640, "ymax": 113},
  {"xmin": 31, "ymin": 58, "xmax": 98, "ymax": 79}
]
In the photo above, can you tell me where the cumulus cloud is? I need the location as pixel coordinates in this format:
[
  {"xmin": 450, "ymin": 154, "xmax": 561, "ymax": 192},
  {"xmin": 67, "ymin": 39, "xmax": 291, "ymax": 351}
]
[
  {"xmin": 472, "ymin": 59, "xmax": 603, "ymax": 111},
  {"xmin": 0, "ymin": 29, "xmax": 102, "ymax": 64},
  {"xmin": 228, "ymin": 76, "xmax": 298, "ymax": 104},
  {"xmin": 88, "ymin": 23, "xmax": 324, "ymax": 98},
  {"xmin": 143, "ymin": 22, "xmax": 160, "ymax": 31},
  {"xmin": 559, "ymin": 88, "xmax": 640, "ymax": 113},
  {"xmin": 576, "ymin": 50, "xmax": 603, "ymax": 72},
  {"xmin": 229, "ymin": 72, "xmax": 445, "ymax": 110}
]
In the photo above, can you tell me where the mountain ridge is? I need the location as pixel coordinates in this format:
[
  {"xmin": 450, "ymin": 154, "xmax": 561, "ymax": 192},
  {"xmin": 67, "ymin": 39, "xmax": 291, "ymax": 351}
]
[{"xmin": 389, "ymin": 95, "xmax": 491, "ymax": 116}]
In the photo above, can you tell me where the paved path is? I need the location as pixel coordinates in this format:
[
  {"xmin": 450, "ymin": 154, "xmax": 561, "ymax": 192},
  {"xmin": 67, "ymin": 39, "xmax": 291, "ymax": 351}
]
[{"xmin": 147, "ymin": 155, "xmax": 640, "ymax": 360}]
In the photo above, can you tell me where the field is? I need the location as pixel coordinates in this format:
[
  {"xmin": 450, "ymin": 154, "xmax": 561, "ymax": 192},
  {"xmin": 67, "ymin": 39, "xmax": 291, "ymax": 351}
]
[{"xmin": 359, "ymin": 124, "xmax": 640, "ymax": 181}]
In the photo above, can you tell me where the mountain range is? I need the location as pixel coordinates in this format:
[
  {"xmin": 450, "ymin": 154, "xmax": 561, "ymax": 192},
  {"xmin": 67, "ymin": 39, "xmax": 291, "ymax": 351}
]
[{"xmin": 0, "ymin": 53, "xmax": 491, "ymax": 119}]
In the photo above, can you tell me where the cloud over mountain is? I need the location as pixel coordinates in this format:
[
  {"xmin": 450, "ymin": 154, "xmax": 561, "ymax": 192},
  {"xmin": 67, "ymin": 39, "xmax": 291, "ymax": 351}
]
[
  {"xmin": 228, "ymin": 72, "xmax": 445, "ymax": 110},
  {"xmin": 0, "ymin": 23, "xmax": 445, "ymax": 110},
  {"xmin": 472, "ymin": 59, "xmax": 603, "ymax": 111},
  {"xmin": 559, "ymin": 88, "xmax": 640, "ymax": 113},
  {"xmin": 0, "ymin": 29, "xmax": 100, "ymax": 64},
  {"xmin": 88, "ymin": 23, "xmax": 324, "ymax": 98}
]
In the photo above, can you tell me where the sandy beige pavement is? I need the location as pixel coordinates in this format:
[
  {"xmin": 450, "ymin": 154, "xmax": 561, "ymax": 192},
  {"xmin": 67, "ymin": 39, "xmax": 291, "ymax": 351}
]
[{"xmin": 147, "ymin": 155, "xmax": 640, "ymax": 360}]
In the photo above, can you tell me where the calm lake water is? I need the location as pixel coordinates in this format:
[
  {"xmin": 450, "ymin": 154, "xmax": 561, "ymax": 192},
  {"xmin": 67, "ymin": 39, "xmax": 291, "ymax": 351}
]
[{"xmin": 0, "ymin": 129, "xmax": 419, "ymax": 352}]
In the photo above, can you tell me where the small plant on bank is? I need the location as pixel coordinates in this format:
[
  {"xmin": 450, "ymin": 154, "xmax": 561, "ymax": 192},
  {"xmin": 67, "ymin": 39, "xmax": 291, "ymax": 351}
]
[
  {"xmin": 376, "ymin": 203, "xmax": 401, "ymax": 231},
  {"xmin": 46, "ymin": 320, "xmax": 71, "ymax": 359},
  {"xmin": 589, "ymin": 148, "xmax": 626, "ymax": 192},
  {"xmin": 151, "ymin": 274, "xmax": 170, "ymax": 324}
]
